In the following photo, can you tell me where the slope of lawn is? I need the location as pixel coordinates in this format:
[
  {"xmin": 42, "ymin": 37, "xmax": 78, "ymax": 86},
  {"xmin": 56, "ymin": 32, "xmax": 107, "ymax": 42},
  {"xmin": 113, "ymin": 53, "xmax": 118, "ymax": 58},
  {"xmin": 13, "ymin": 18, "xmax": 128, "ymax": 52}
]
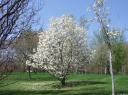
[{"xmin": 0, "ymin": 72, "xmax": 128, "ymax": 95}]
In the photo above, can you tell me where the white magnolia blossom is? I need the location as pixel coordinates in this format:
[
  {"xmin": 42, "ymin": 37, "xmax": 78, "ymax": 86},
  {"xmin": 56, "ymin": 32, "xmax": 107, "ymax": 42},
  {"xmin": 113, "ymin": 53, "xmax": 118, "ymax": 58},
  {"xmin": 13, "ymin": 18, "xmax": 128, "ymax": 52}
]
[
  {"xmin": 107, "ymin": 31, "xmax": 122, "ymax": 42},
  {"xmin": 93, "ymin": 0, "xmax": 104, "ymax": 12},
  {"xmin": 107, "ymin": 31, "xmax": 120, "ymax": 37},
  {"xmin": 26, "ymin": 57, "xmax": 37, "ymax": 68},
  {"xmin": 90, "ymin": 49, "xmax": 96, "ymax": 59},
  {"xmin": 27, "ymin": 15, "xmax": 88, "ymax": 80},
  {"xmin": 96, "ymin": 0, "xmax": 104, "ymax": 6}
]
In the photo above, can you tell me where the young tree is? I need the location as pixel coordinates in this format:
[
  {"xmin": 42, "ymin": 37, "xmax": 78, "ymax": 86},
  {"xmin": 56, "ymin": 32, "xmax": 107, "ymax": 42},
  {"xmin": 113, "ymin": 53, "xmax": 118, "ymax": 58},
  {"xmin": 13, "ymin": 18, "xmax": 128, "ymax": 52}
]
[
  {"xmin": 93, "ymin": 0, "xmax": 115, "ymax": 94},
  {"xmin": 27, "ymin": 15, "xmax": 88, "ymax": 85}
]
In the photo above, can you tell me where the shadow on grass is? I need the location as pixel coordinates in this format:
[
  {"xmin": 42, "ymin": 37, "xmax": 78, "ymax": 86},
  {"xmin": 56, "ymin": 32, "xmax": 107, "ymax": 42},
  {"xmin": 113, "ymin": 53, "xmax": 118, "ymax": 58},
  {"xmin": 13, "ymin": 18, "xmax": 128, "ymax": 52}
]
[
  {"xmin": 0, "ymin": 80, "xmax": 128, "ymax": 95},
  {"xmin": 0, "ymin": 90, "xmax": 65, "ymax": 95},
  {"xmin": 0, "ymin": 81, "xmax": 18, "ymax": 88},
  {"xmin": 0, "ymin": 90, "xmax": 128, "ymax": 95},
  {"xmin": 53, "ymin": 80, "xmax": 107, "ymax": 88}
]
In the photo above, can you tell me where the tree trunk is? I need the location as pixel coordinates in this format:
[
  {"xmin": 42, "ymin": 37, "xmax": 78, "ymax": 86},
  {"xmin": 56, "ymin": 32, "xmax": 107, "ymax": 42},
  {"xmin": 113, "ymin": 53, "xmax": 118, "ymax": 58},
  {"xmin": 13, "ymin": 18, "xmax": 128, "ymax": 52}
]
[
  {"xmin": 23, "ymin": 63, "xmax": 26, "ymax": 72},
  {"xmin": 28, "ymin": 66, "xmax": 31, "ymax": 80},
  {"xmin": 61, "ymin": 77, "xmax": 66, "ymax": 86},
  {"xmin": 121, "ymin": 65, "xmax": 125, "ymax": 75},
  {"xmin": 109, "ymin": 50, "xmax": 115, "ymax": 95},
  {"xmin": 104, "ymin": 66, "xmax": 107, "ymax": 74}
]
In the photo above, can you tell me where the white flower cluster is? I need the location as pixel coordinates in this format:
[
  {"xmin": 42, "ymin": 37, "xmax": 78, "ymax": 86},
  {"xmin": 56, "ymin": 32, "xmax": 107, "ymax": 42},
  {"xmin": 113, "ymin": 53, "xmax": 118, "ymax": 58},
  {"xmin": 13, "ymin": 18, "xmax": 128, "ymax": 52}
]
[
  {"xmin": 93, "ymin": 0, "xmax": 104, "ymax": 11},
  {"xmin": 26, "ymin": 15, "xmax": 88, "ymax": 78},
  {"xmin": 89, "ymin": 49, "xmax": 96, "ymax": 61},
  {"xmin": 107, "ymin": 31, "xmax": 121, "ymax": 39}
]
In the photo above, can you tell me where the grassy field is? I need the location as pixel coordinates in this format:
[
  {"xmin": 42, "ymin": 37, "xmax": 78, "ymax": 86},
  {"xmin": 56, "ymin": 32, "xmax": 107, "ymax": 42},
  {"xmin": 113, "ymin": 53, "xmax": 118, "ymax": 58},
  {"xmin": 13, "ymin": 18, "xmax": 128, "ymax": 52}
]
[{"xmin": 0, "ymin": 72, "xmax": 128, "ymax": 95}]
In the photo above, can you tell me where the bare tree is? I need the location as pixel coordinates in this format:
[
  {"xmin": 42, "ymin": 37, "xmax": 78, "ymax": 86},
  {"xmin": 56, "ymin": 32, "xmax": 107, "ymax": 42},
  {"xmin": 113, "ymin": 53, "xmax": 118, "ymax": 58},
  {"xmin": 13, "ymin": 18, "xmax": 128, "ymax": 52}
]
[
  {"xmin": 0, "ymin": 47, "xmax": 16, "ymax": 80},
  {"xmin": 0, "ymin": 0, "xmax": 42, "ymax": 48},
  {"xmin": 0, "ymin": 0, "xmax": 43, "ymax": 80}
]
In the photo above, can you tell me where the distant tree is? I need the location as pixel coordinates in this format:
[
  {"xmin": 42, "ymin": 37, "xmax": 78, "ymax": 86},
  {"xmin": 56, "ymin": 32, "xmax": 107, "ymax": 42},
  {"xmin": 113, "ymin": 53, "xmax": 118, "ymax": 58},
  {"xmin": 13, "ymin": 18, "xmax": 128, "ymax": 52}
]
[
  {"xmin": 27, "ymin": 15, "xmax": 88, "ymax": 85},
  {"xmin": 92, "ymin": 29, "xmax": 126, "ymax": 74},
  {"xmin": 92, "ymin": 31, "xmax": 109, "ymax": 74},
  {"xmin": 14, "ymin": 30, "xmax": 38, "ymax": 79},
  {"xmin": 0, "ymin": 47, "xmax": 16, "ymax": 80},
  {"xmin": 111, "ymin": 30, "xmax": 128, "ymax": 74}
]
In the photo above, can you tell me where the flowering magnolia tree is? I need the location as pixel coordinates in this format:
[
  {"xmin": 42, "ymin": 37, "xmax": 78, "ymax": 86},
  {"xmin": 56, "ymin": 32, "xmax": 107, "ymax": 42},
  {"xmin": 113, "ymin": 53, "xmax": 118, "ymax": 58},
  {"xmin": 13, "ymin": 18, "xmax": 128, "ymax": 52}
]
[{"xmin": 26, "ymin": 15, "xmax": 88, "ymax": 85}]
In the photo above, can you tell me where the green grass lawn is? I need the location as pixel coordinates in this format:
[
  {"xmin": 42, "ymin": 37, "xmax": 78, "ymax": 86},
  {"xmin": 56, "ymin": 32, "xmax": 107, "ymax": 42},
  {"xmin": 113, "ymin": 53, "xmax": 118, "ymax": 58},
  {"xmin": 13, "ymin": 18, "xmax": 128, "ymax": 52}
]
[{"xmin": 0, "ymin": 72, "xmax": 128, "ymax": 95}]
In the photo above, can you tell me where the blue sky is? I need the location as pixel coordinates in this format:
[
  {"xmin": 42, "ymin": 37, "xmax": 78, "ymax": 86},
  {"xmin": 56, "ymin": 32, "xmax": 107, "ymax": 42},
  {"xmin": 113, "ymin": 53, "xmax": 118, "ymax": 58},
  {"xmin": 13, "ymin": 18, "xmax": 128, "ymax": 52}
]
[{"xmin": 34, "ymin": 0, "xmax": 128, "ymax": 41}]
